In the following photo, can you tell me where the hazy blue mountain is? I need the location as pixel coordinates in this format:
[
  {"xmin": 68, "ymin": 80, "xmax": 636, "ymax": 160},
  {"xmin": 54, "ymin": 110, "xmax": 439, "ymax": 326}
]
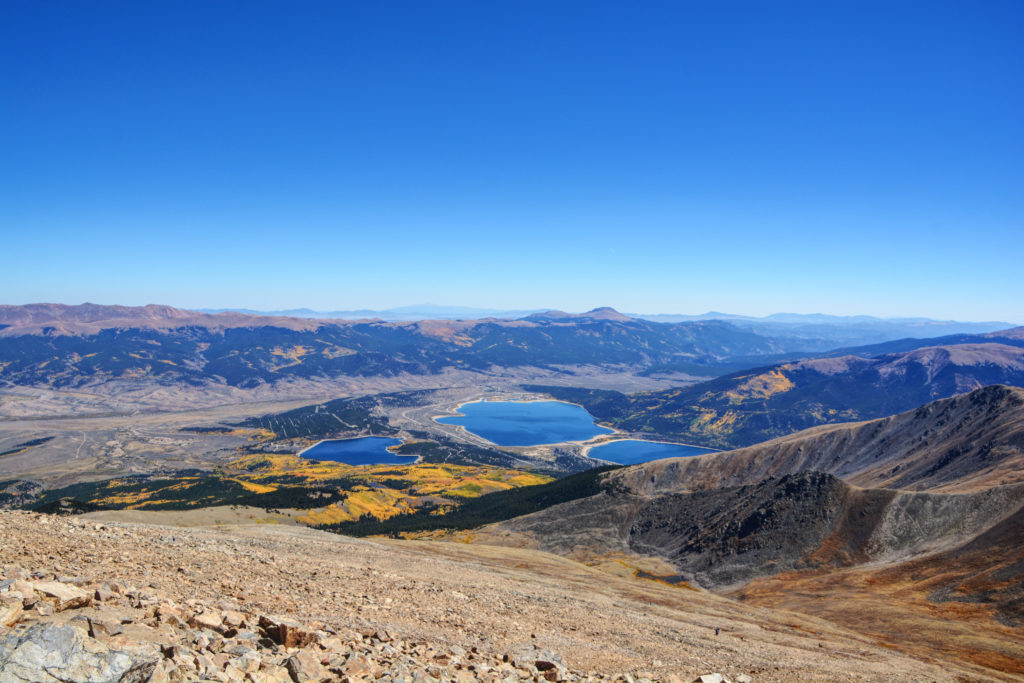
[
  {"xmin": 198, "ymin": 304, "xmax": 546, "ymax": 320},
  {"xmin": 633, "ymin": 311, "xmax": 1016, "ymax": 350},
  {"xmin": 194, "ymin": 306, "xmax": 1017, "ymax": 350}
]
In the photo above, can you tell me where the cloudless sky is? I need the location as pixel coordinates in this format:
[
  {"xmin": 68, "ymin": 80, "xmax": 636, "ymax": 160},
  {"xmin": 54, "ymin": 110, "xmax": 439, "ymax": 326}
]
[{"xmin": 2, "ymin": 1, "xmax": 1022, "ymax": 321}]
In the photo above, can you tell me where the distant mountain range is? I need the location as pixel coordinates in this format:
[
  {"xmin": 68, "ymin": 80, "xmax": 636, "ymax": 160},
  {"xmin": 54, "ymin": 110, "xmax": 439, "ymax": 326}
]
[
  {"xmin": 638, "ymin": 311, "xmax": 1018, "ymax": 349},
  {"xmin": 196, "ymin": 304, "xmax": 548, "ymax": 321},
  {"xmin": 198, "ymin": 304, "xmax": 1017, "ymax": 348},
  {"xmin": 0, "ymin": 303, "xmax": 798, "ymax": 389},
  {"xmin": 3, "ymin": 305, "xmax": 1022, "ymax": 438}
]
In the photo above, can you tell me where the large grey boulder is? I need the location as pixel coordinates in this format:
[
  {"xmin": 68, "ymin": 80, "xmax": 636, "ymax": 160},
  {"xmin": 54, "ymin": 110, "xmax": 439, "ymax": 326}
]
[{"xmin": 0, "ymin": 623, "xmax": 156, "ymax": 683}]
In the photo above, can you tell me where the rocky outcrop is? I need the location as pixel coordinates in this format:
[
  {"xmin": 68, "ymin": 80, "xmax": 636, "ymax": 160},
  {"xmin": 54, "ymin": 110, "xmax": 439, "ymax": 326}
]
[
  {"xmin": 0, "ymin": 623, "xmax": 157, "ymax": 683},
  {"xmin": 0, "ymin": 566, "xmax": 605, "ymax": 683}
]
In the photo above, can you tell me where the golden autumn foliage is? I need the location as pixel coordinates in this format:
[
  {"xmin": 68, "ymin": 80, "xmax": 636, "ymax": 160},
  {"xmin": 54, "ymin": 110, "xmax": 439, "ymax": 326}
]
[
  {"xmin": 690, "ymin": 409, "xmax": 739, "ymax": 435},
  {"xmin": 724, "ymin": 369, "xmax": 795, "ymax": 403},
  {"xmin": 75, "ymin": 452, "xmax": 552, "ymax": 524}
]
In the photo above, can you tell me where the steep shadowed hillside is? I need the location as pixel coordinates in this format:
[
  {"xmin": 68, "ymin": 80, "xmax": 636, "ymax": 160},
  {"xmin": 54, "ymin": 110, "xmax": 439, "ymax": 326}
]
[{"xmin": 486, "ymin": 470, "xmax": 1023, "ymax": 592}]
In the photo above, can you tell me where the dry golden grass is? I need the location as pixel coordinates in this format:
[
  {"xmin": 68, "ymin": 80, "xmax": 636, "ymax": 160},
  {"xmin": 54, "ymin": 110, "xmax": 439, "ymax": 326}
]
[{"xmin": 732, "ymin": 563, "xmax": 1024, "ymax": 681}]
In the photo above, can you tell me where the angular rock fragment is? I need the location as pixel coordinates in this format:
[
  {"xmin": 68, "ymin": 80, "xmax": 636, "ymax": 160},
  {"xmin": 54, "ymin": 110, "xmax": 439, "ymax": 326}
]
[
  {"xmin": 694, "ymin": 674, "xmax": 727, "ymax": 683},
  {"xmin": 250, "ymin": 664, "xmax": 293, "ymax": 683},
  {"xmin": 222, "ymin": 609, "xmax": 246, "ymax": 629},
  {"xmin": 188, "ymin": 609, "xmax": 224, "ymax": 633},
  {"xmin": 0, "ymin": 597, "xmax": 22, "ymax": 628},
  {"xmin": 285, "ymin": 649, "xmax": 328, "ymax": 682},
  {"xmin": 259, "ymin": 615, "xmax": 318, "ymax": 648},
  {"xmin": 30, "ymin": 581, "xmax": 92, "ymax": 612},
  {"xmin": 88, "ymin": 617, "xmax": 124, "ymax": 641}
]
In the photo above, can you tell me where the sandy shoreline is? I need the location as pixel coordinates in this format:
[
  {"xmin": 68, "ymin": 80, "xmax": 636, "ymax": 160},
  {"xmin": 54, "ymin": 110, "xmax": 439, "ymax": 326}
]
[{"xmin": 579, "ymin": 437, "xmax": 721, "ymax": 458}]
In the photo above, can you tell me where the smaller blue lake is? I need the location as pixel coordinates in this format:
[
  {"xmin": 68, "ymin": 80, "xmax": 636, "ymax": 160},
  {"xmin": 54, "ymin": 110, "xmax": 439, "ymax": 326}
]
[
  {"xmin": 436, "ymin": 400, "xmax": 614, "ymax": 446},
  {"xmin": 588, "ymin": 439, "xmax": 719, "ymax": 465},
  {"xmin": 300, "ymin": 437, "xmax": 417, "ymax": 466}
]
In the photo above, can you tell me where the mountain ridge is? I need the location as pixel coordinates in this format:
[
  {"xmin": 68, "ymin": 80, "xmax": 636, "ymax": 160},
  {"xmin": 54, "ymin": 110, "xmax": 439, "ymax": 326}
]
[
  {"xmin": 536, "ymin": 335, "xmax": 1024, "ymax": 448},
  {"xmin": 606, "ymin": 384, "xmax": 1024, "ymax": 494}
]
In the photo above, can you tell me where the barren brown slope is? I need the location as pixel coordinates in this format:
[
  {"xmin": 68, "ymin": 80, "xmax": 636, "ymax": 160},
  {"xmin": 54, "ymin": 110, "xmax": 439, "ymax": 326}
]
[
  {"xmin": 732, "ymin": 504, "xmax": 1024, "ymax": 678},
  {"xmin": 988, "ymin": 326, "xmax": 1024, "ymax": 340},
  {"xmin": 0, "ymin": 510, "xmax": 958, "ymax": 682},
  {"xmin": 474, "ymin": 477, "xmax": 1024, "ymax": 679}
]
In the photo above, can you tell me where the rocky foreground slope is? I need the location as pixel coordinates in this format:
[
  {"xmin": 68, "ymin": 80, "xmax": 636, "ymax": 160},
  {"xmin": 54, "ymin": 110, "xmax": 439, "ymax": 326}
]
[{"xmin": 0, "ymin": 511, "xmax": 962, "ymax": 682}]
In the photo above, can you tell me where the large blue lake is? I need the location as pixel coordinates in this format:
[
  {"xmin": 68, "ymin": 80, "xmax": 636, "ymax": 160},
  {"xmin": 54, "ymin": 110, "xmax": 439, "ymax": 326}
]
[
  {"xmin": 436, "ymin": 400, "xmax": 614, "ymax": 446},
  {"xmin": 588, "ymin": 439, "xmax": 719, "ymax": 465},
  {"xmin": 300, "ymin": 436, "xmax": 417, "ymax": 466}
]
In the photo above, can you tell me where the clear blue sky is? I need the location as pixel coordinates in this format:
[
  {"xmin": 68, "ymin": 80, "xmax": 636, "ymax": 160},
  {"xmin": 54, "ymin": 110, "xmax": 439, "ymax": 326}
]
[{"xmin": 2, "ymin": 1, "xmax": 1022, "ymax": 321}]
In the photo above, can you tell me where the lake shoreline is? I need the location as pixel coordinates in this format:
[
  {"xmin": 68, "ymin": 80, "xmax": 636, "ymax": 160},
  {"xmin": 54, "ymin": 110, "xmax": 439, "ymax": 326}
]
[
  {"xmin": 435, "ymin": 398, "xmax": 616, "ymax": 448},
  {"xmin": 583, "ymin": 438, "xmax": 721, "ymax": 465},
  {"xmin": 430, "ymin": 395, "xmax": 721, "ymax": 464},
  {"xmin": 299, "ymin": 436, "xmax": 421, "ymax": 466}
]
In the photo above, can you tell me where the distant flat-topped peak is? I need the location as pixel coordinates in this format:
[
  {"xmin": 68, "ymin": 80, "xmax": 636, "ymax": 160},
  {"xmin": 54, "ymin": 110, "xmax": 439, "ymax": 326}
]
[{"xmin": 523, "ymin": 307, "xmax": 633, "ymax": 323}]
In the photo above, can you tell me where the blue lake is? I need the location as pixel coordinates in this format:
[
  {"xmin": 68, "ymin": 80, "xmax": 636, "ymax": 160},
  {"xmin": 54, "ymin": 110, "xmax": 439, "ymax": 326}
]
[
  {"xmin": 436, "ymin": 400, "xmax": 614, "ymax": 446},
  {"xmin": 300, "ymin": 437, "xmax": 417, "ymax": 466},
  {"xmin": 588, "ymin": 439, "xmax": 719, "ymax": 465}
]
